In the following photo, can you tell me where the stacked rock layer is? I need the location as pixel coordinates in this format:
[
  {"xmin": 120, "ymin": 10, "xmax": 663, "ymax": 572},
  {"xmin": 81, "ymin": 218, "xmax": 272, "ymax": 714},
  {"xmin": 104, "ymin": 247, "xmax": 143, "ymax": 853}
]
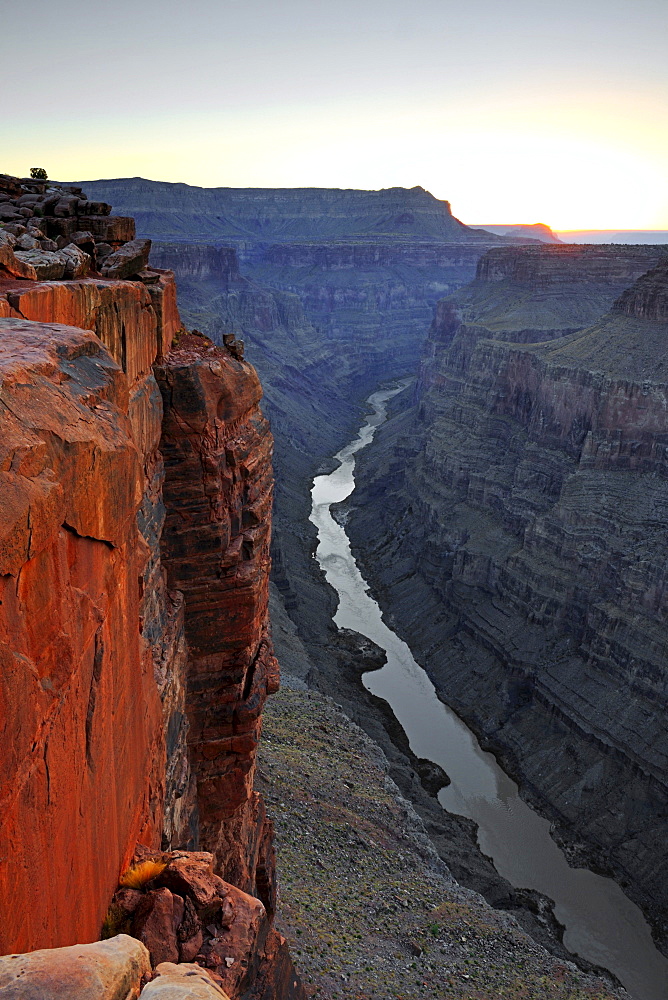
[
  {"xmin": 347, "ymin": 246, "xmax": 668, "ymax": 942},
  {"xmin": 0, "ymin": 175, "xmax": 298, "ymax": 996}
]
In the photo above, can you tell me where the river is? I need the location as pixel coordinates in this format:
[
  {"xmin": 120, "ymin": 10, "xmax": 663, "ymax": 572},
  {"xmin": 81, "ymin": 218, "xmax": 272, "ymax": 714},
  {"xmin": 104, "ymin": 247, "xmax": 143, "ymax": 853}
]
[{"xmin": 309, "ymin": 382, "xmax": 668, "ymax": 1000}]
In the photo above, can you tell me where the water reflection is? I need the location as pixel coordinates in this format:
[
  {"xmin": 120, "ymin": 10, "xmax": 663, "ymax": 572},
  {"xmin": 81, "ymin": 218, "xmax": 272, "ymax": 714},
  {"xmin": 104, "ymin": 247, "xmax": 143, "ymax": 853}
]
[{"xmin": 309, "ymin": 384, "xmax": 668, "ymax": 1000}]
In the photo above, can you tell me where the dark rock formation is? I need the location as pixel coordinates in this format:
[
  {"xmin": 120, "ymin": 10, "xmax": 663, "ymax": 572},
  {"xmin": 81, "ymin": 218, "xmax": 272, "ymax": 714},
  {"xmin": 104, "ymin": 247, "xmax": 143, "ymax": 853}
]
[
  {"xmin": 346, "ymin": 250, "xmax": 668, "ymax": 947},
  {"xmin": 68, "ymin": 178, "xmax": 508, "ymax": 243},
  {"xmin": 155, "ymin": 331, "xmax": 279, "ymax": 892},
  {"xmin": 473, "ymin": 222, "xmax": 562, "ymax": 243}
]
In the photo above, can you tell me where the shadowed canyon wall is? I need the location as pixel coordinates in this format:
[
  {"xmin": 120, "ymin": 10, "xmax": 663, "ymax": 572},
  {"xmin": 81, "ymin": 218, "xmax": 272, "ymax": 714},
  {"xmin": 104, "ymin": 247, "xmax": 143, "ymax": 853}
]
[
  {"xmin": 80, "ymin": 179, "xmax": 531, "ymax": 653},
  {"xmin": 346, "ymin": 245, "xmax": 668, "ymax": 946}
]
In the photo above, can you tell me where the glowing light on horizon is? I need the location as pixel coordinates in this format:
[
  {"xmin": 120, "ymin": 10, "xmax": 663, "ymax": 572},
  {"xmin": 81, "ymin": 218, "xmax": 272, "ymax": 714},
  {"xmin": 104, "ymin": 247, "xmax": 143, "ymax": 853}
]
[{"xmin": 3, "ymin": 0, "xmax": 667, "ymax": 231}]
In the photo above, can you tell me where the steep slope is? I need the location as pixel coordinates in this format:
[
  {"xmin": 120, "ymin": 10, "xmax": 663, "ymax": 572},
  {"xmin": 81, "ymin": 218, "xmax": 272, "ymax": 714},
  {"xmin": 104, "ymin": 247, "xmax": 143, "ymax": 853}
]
[
  {"xmin": 0, "ymin": 174, "xmax": 303, "ymax": 997},
  {"xmin": 346, "ymin": 250, "xmax": 668, "ymax": 949}
]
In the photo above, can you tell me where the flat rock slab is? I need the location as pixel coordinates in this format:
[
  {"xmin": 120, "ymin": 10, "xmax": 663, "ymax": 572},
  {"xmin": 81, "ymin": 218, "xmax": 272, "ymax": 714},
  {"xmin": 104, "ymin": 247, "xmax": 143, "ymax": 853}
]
[
  {"xmin": 102, "ymin": 239, "xmax": 151, "ymax": 280},
  {"xmin": 0, "ymin": 935, "xmax": 150, "ymax": 999},
  {"xmin": 13, "ymin": 248, "xmax": 66, "ymax": 280}
]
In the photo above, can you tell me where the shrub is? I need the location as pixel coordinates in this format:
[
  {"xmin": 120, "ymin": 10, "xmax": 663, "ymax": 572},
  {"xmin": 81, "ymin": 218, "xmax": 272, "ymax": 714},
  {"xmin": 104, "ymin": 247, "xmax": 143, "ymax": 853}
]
[
  {"xmin": 30, "ymin": 167, "xmax": 48, "ymax": 179},
  {"xmin": 118, "ymin": 859, "xmax": 167, "ymax": 889}
]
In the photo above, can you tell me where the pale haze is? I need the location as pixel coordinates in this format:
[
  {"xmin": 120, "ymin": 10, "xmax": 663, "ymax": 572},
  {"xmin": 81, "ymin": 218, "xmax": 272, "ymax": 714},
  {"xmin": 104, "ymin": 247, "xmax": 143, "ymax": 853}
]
[{"xmin": 4, "ymin": 0, "xmax": 667, "ymax": 229}]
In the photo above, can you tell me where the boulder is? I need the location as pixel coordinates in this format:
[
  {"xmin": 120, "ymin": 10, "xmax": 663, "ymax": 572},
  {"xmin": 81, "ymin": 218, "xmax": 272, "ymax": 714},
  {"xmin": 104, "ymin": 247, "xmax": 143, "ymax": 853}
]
[
  {"xmin": 0, "ymin": 204, "xmax": 21, "ymax": 222},
  {"xmin": 102, "ymin": 239, "xmax": 152, "ymax": 280},
  {"xmin": 112, "ymin": 887, "xmax": 145, "ymax": 918},
  {"xmin": 132, "ymin": 888, "xmax": 180, "ymax": 967},
  {"xmin": 0, "ymin": 934, "xmax": 150, "ymax": 999},
  {"xmin": 96, "ymin": 241, "xmax": 113, "ymax": 261},
  {"xmin": 0, "ymin": 241, "xmax": 37, "ymax": 280},
  {"xmin": 156, "ymin": 857, "xmax": 228, "ymax": 914},
  {"xmin": 60, "ymin": 242, "xmax": 92, "ymax": 278},
  {"xmin": 53, "ymin": 195, "xmax": 80, "ymax": 217},
  {"xmin": 15, "ymin": 233, "xmax": 41, "ymax": 251},
  {"xmin": 77, "ymin": 199, "xmax": 112, "ymax": 216},
  {"xmin": 13, "ymin": 249, "xmax": 65, "ymax": 280},
  {"xmin": 140, "ymin": 963, "xmax": 230, "ymax": 999}
]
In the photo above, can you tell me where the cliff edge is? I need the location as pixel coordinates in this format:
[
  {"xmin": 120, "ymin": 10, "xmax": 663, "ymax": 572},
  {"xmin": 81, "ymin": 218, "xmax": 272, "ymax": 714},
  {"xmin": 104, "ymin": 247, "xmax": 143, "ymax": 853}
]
[{"xmin": 0, "ymin": 173, "xmax": 302, "ymax": 999}]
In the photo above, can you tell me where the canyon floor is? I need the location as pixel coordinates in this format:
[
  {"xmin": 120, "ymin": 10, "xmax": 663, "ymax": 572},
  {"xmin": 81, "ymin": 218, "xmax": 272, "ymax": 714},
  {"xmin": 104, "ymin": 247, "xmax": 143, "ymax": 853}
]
[{"xmin": 258, "ymin": 677, "xmax": 625, "ymax": 1000}]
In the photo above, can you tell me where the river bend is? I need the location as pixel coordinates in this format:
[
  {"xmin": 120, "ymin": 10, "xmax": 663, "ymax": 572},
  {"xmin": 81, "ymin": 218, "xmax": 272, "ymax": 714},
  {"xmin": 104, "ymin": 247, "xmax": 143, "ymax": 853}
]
[{"xmin": 309, "ymin": 383, "xmax": 668, "ymax": 1000}]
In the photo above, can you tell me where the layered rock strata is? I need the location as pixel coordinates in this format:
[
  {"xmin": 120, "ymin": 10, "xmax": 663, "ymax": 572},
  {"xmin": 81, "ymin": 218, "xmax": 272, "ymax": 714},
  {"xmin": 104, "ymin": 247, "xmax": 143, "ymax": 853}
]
[
  {"xmin": 0, "ymin": 176, "xmax": 293, "ymax": 994},
  {"xmin": 80, "ymin": 179, "xmax": 530, "ymax": 663},
  {"xmin": 346, "ymin": 251, "xmax": 668, "ymax": 943},
  {"xmin": 155, "ymin": 331, "xmax": 279, "ymax": 896},
  {"xmin": 70, "ymin": 179, "xmax": 506, "ymax": 243},
  {"xmin": 447, "ymin": 243, "xmax": 664, "ymax": 342}
]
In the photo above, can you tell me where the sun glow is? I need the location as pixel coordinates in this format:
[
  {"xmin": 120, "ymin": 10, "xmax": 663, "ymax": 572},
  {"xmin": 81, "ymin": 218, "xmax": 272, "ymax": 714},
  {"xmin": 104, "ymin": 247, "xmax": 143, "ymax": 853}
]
[{"xmin": 3, "ymin": 0, "xmax": 667, "ymax": 230}]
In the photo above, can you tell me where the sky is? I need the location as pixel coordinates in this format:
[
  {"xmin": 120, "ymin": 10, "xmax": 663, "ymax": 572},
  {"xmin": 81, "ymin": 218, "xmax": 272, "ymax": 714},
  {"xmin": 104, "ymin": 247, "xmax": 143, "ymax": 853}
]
[{"xmin": 3, "ymin": 0, "xmax": 667, "ymax": 229}]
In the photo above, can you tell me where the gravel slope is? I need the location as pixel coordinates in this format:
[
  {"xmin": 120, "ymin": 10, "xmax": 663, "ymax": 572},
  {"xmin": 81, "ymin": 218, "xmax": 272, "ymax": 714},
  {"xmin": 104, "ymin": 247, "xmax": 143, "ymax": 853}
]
[{"xmin": 257, "ymin": 680, "xmax": 625, "ymax": 1000}]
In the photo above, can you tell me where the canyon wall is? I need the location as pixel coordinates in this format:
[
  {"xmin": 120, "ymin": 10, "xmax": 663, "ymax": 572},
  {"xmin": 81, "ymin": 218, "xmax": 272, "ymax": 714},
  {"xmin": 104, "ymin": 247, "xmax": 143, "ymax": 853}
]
[
  {"xmin": 70, "ymin": 180, "xmax": 502, "ymax": 242},
  {"xmin": 0, "ymin": 176, "xmax": 296, "ymax": 995},
  {"xmin": 346, "ymin": 245, "xmax": 668, "ymax": 945},
  {"xmin": 0, "ymin": 259, "xmax": 185, "ymax": 952},
  {"xmin": 79, "ymin": 179, "xmax": 532, "ymax": 657}
]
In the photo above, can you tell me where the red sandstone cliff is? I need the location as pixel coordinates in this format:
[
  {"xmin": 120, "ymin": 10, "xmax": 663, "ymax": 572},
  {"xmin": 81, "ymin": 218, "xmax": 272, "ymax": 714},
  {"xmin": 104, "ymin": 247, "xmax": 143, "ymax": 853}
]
[{"xmin": 0, "ymin": 175, "xmax": 300, "ymax": 997}]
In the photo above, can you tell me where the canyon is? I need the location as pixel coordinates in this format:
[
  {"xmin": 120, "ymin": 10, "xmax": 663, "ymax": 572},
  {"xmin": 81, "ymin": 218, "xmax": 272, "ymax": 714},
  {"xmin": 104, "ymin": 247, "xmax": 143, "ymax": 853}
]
[
  {"xmin": 79, "ymin": 178, "xmax": 526, "ymax": 667},
  {"xmin": 1, "ymin": 170, "xmax": 667, "ymax": 999},
  {"xmin": 345, "ymin": 245, "xmax": 668, "ymax": 955},
  {"xmin": 71, "ymin": 180, "xmax": 668, "ymax": 968}
]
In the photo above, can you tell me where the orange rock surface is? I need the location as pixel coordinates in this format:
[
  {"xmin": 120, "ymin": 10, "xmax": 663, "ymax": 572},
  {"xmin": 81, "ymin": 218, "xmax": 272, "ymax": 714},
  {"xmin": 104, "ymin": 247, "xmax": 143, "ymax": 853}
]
[
  {"xmin": 0, "ymin": 320, "xmax": 165, "ymax": 952},
  {"xmin": 0, "ymin": 266, "xmax": 187, "ymax": 951},
  {"xmin": 0, "ymin": 251, "xmax": 291, "ymax": 995}
]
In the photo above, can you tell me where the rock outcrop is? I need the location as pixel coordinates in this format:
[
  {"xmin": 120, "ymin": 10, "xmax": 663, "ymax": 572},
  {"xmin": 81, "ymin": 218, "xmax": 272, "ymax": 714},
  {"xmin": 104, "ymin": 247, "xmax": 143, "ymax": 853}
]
[
  {"xmin": 0, "ymin": 303, "xmax": 179, "ymax": 952},
  {"xmin": 346, "ymin": 248, "xmax": 668, "ymax": 946},
  {"xmin": 0, "ymin": 935, "xmax": 151, "ymax": 1000},
  {"xmin": 0, "ymin": 175, "xmax": 299, "ymax": 996},
  {"xmin": 155, "ymin": 332, "xmax": 279, "ymax": 891}
]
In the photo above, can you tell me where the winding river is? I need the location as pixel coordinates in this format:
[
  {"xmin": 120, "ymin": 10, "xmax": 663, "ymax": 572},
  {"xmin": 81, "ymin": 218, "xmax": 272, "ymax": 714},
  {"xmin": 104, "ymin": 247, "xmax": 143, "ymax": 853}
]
[{"xmin": 309, "ymin": 383, "xmax": 668, "ymax": 1000}]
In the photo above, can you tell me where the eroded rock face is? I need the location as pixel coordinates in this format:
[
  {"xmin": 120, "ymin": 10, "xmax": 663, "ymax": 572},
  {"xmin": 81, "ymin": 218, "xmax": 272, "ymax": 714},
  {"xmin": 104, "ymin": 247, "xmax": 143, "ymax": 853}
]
[
  {"xmin": 0, "ymin": 264, "xmax": 191, "ymax": 950},
  {"xmin": 0, "ymin": 183, "xmax": 299, "ymax": 996},
  {"xmin": 155, "ymin": 333, "xmax": 279, "ymax": 885},
  {"xmin": 107, "ymin": 850, "xmax": 304, "ymax": 999},
  {"xmin": 347, "ymin": 253, "xmax": 668, "ymax": 942},
  {"xmin": 0, "ymin": 319, "xmax": 167, "ymax": 952}
]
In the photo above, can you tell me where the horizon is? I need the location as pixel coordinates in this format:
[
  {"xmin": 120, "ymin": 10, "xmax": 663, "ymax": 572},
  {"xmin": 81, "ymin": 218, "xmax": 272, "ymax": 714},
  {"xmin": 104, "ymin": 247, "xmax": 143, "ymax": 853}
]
[
  {"xmin": 52, "ymin": 175, "xmax": 668, "ymax": 238},
  {"xmin": 4, "ymin": 0, "xmax": 667, "ymax": 230}
]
